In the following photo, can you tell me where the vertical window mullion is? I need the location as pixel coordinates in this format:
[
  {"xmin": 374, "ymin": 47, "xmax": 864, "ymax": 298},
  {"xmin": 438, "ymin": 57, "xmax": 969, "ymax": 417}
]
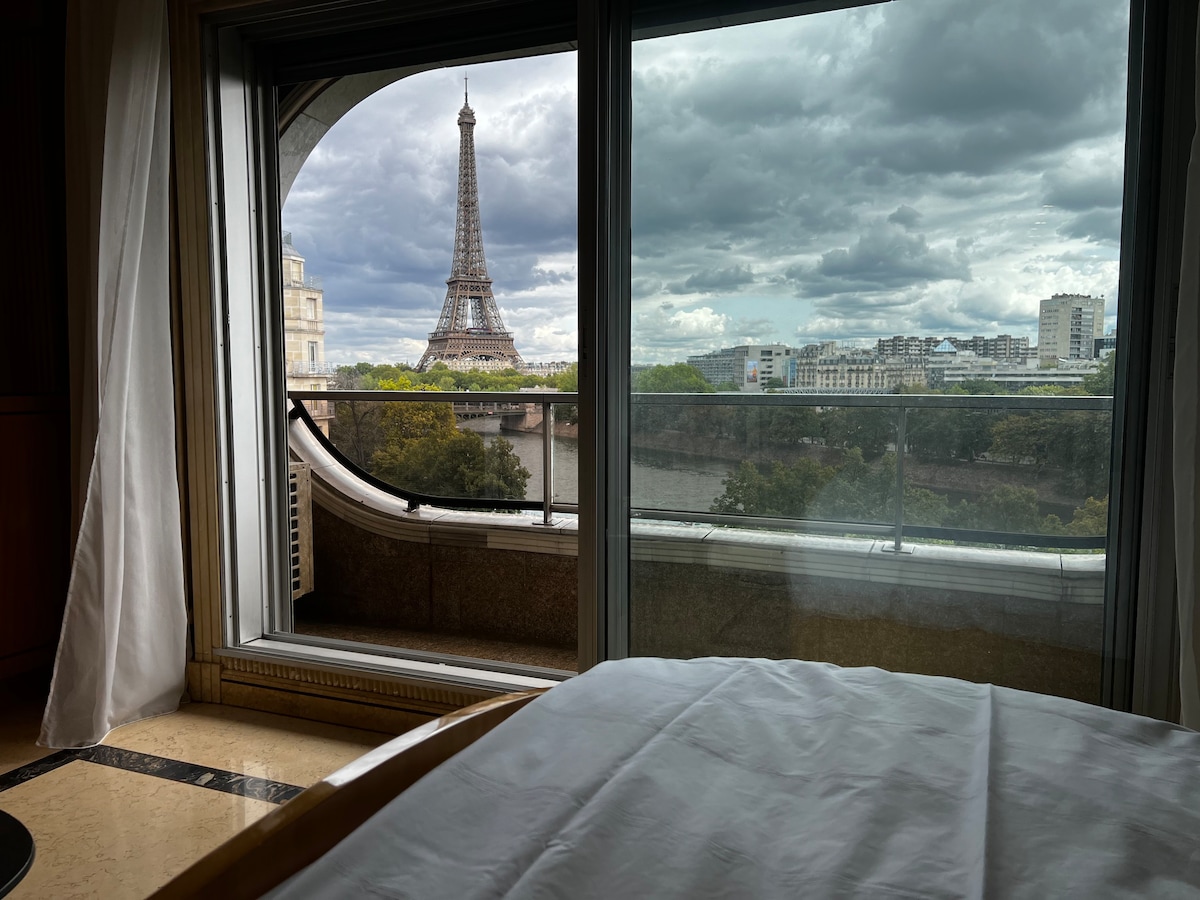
[{"xmin": 578, "ymin": 0, "xmax": 633, "ymax": 668}]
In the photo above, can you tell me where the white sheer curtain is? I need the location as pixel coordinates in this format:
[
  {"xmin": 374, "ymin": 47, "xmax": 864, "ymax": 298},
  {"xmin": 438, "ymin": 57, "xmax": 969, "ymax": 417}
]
[
  {"xmin": 1176, "ymin": 14, "xmax": 1200, "ymax": 731},
  {"xmin": 41, "ymin": 0, "xmax": 187, "ymax": 748}
]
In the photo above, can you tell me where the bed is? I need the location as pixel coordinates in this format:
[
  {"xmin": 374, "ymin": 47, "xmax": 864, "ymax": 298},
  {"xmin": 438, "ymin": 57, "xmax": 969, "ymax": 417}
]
[{"xmin": 154, "ymin": 658, "xmax": 1200, "ymax": 898}]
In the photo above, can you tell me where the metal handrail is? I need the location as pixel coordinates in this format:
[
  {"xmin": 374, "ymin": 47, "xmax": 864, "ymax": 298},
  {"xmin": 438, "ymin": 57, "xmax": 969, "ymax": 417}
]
[
  {"xmin": 288, "ymin": 389, "xmax": 1111, "ymax": 550},
  {"xmin": 290, "ymin": 390, "xmax": 577, "ymax": 525}
]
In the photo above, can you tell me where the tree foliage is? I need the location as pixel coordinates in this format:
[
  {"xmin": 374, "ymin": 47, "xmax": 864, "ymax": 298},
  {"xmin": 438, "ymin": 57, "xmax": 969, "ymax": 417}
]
[
  {"xmin": 373, "ymin": 428, "xmax": 529, "ymax": 500},
  {"xmin": 632, "ymin": 363, "xmax": 716, "ymax": 394},
  {"xmin": 1082, "ymin": 352, "xmax": 1116, "ymax": 396},
  {"xmin": 820, "ymin": 407, "xmax": 893, "ymax": 459},
  {"xmin": 712, "ymin": 459, "xmax": 834, "ymax": 518},
  {"xmin": 325, "ymin": 368, "xmax": 529, "ymax": 501}
]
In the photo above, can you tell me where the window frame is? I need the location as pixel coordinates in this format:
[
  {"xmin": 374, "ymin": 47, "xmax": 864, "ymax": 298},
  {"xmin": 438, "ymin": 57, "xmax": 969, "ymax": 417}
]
[
  {"xmin": 201, "ymin": 0, "xmax": 583, "ymax": 693},
  {"xmin": 188, "ymin": 0, "xmax": 1183, "ymax": 716}
]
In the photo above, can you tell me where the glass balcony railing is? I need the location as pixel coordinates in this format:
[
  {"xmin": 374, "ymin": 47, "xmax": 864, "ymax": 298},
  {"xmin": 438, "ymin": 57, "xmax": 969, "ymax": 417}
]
[
  {"xmin": 289, "ymin": 389, "xmax": 1112, "ymax": 553},
  {"xmin": 629, "ymin": 391, "xmax": 1111, "ymax": 552}
]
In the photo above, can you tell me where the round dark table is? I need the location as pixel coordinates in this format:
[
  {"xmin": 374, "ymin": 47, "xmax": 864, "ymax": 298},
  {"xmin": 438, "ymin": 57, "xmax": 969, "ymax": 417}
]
[{"xmin": 0, "ymin": 809, "xmax": 33, "ymax": 897}]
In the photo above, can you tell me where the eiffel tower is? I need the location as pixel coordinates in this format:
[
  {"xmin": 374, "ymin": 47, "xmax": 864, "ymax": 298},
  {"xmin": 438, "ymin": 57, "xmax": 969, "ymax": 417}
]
[{"xmin": 416, "ymin": 84, "xmax": 524, "ymax": 373}]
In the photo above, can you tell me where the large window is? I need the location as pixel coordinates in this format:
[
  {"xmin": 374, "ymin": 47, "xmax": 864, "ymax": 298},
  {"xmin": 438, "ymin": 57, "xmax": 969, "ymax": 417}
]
[
  {"xmin": 197, "ymin": 0, "xmax": 1174, "ymax": 710},
  {"xmin": 624, "ymin": 0, "xmax": 1130, "ymax": 703},
  {"xmin": 277, "ymin": 56, "xmax": 580, "ymax": 675}
]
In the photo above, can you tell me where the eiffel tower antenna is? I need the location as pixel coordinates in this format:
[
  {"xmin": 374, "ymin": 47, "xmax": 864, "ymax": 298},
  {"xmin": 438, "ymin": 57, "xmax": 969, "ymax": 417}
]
[{"xmin": 416, "ymin": 89, "xmax": 524, "ymax": 373}]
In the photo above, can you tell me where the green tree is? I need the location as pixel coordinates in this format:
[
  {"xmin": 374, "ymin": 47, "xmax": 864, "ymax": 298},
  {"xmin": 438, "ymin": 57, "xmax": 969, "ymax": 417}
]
[
  {"xmin": 820, "ymin": 407, "xmax": 893, "ymax": 459},
  {"xmin": 1082, "ymin": 352, "xmax": 1116, "ymax": 396},
  {"xmin": 811, "ymin": 448, "xmax": 891, "ymax": 521},
  {"xmin": 989, "ymin": 409, "xmax": 1110, "ymax": 497},
  {"xmin": 989, "ymin": 413, "xmax": 1053, "ymax": 468},
  {"xmin": 770, "ymin": 406, "xmax": 821, "ymax": 445},
  {"xmin": 811, "ymin": 450, "xmax": 950, "ymax": 526},
  {"xmin": 631, "ymin": 364, "xmax": 713, "ymax": 437},
  {"xmin": 945, "ymin": 485, "xmax": 1045, "ymax": 532},
  {"xmin": 1067, "ymin": 496, "xmax": 1109, "ymax": 536},
  {"xmin": 633, "ymin": 363, "xmax": 716, "ymax": 393},
  {"xmin": 374, "ymin": 429, "xmax": 529, "ymax": 500},
  {"xmin": 907, "ymin": 408, "xmax": 995, "ymax": 462},
  {"xmin": 553, "ymin": 363, "xmax": 578, "ymax": 425},
  {"xmin": 711, "ymin": 458, "xmax": 834, "ymax": 517},
  {"xmin": 902, "ymin": 484, "xmax": 952, "ymax": 527},
  {"xmin": 958, "ymin": 378, "xmax": 1007, "ymax": 395},
  {"xmin": 1049, "ymin": 411, "xmax": 1112, "ymax": 497},
  {"xmin": 329, "ymin": 399, "xmax": 383, "ymax": 469}
]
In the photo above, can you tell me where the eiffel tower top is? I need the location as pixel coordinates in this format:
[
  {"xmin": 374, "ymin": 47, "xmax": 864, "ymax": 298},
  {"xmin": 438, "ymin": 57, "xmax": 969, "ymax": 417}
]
[{"xmin": 449, "ymin": 80, "xmax": 489, "ymax": 284}]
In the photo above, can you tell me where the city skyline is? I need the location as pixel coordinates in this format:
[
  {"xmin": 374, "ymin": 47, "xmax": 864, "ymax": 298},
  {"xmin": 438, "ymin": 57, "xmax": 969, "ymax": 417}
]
[{"xmin": 282, "ymin": 0, "xmax": 1127, "ymax": 367}]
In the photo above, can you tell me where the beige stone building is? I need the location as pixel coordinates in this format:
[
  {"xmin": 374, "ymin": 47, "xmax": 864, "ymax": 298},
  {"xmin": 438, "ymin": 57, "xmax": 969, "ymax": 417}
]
[
  {"xmin": 282, "ymin": 232, "xmax": 333, "ymax": 434},
  {"xmin": 794, "ymin": 349, "xmax": 927, "ymax": 391},
  {"xmin": 1038, "ymin": 293, "xmax": 1106, "ymax": 366}
]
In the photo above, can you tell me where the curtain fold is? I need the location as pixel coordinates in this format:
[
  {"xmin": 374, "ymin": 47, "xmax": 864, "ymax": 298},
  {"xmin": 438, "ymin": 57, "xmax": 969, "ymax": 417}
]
[
  {"xmin": 41, "ymin": 0, "xmax": 187, "ymax": 749},
  {"xmin": 1176, "ymin": 13, "xmax": 1200, "ymax": 731}
]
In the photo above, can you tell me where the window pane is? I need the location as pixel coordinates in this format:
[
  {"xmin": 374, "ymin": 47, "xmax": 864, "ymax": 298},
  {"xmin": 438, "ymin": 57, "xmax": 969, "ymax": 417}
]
[
  {"xmin": 628, "ymin": 0, "xmax": 1127, "ymax": 703},
  {"xmin": 280, "ymin": 54, "xmax": 579, "ymax": 673}
]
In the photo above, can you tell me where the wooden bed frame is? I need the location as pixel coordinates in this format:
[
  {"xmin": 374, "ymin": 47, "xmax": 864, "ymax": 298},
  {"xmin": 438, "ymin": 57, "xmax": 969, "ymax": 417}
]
[{"xmin": 151, "ymin": 689, "xmax": 547, "ymax": 900}]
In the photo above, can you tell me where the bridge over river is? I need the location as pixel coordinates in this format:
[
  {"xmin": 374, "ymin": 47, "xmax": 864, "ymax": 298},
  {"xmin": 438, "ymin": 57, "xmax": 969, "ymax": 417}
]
[{"xmin": 453, "ymin": 401, "xmax": 549, "ymax": 433}]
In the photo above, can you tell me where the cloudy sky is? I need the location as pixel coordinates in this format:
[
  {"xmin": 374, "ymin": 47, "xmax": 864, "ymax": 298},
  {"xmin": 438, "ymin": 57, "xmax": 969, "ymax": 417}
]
[{"xmin": 282, "ymin": 0, "xmax": 1128, "ymax": 366}]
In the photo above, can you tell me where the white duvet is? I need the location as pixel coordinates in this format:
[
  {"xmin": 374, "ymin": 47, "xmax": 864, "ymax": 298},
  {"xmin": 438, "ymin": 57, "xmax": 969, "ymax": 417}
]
[{"xmin": 269, "ymin": 658, "xmax": 1200, "ymax": 898}]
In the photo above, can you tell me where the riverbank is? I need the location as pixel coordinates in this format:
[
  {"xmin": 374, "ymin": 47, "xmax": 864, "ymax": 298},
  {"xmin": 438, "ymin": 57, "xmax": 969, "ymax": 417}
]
[{"xmin": 627, "ymin": 428, "xmax": 1087, "ymax": 514}]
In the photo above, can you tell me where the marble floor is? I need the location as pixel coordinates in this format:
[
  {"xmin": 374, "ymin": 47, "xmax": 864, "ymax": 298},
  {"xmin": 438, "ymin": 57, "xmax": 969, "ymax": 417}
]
[{"xmin": 0, "ymin": 672, "xmax": 390, "ymax": 899}]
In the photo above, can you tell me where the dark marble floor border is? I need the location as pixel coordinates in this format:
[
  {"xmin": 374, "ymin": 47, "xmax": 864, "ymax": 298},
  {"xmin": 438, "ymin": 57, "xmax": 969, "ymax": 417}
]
[{"xmin": 0, "ymin": 746, "xmax": 303, "ymax": 804}]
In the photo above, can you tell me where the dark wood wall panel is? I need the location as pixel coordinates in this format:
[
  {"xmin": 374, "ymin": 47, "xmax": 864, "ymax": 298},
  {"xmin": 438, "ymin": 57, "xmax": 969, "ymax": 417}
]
[
  {"xmin": 0, "ymin": 403, "xmax": 69, "ymax": 677},
  {"xmin": 1, "ymin": 2, "xmax": 70, "ymax": 678}
]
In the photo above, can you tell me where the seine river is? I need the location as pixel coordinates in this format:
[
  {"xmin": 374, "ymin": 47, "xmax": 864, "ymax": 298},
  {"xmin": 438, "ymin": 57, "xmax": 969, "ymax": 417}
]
[
  {"xmin": 463, "ymin": 419, "xmax": 732, "ymax": 512},
  {"xmin": 462, "ymin": 419, "xmax": 1079, "ymax": 522}
]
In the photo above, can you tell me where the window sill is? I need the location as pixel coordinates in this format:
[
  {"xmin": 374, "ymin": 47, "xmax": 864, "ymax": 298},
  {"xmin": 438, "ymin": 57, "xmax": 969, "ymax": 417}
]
[{"xmin": 217, "ymin": 639, "xmax": 563, "ymax": 698}]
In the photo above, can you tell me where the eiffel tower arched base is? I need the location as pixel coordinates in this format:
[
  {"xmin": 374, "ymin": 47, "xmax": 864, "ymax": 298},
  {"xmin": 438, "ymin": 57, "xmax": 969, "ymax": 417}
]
[{"xmin": 416, "ymin": 332, "xmax": 525, "ymax": 373}]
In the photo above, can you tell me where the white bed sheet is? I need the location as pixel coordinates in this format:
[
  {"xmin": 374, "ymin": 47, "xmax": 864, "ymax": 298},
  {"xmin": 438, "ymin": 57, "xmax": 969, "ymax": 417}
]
[{"xmin": 268, "ymin": 658, "xmax": 1200, "ymax": 898}]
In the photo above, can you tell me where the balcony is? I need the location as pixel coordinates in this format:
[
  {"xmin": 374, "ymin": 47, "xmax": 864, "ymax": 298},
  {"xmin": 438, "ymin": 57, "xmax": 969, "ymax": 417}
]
[
  {"xmin": 284, "ymin": 389, "xmax": 1112, "ymax": 702},
  {"xmin": 284, "ymin": 274, "xmax": 323, "ymax": 290},
  {"xmin": 289, "ymin": 360, "xmax": 338, "ymax": 375}
]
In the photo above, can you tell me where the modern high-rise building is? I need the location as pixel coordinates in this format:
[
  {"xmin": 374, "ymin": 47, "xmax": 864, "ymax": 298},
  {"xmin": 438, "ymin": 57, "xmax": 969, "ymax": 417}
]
[
  {"xmin": 282, "ymin": 231, "xmax": 333, "ymax": 434},
  {"xmin": 1038, "ymin": 294, "xmax": 1106, "ymax": 366},
  {"xmin": 417, "ymin": 88, "xmax": 524, "ymax": 373}
]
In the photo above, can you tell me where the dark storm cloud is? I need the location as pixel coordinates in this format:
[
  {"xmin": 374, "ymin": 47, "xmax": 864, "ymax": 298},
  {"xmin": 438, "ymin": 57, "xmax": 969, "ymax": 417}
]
[
  {"xmin": 786, "ymin": 219, "xmax": 972, "ymax": 296},
  {"xmin": 887, "ymin": 205, "xmax": 922, "ymax": 228},
  {"xmin": 627, "ymin": 0, "xmax": 1129, "ymax": 359},
  {"xmin": 1043, "ymin": 169, "xmax": 1123, "ymax": 212},
  {"xmin": 1058, "ymin": 209, "xmax": 1122, "ymax": 244},
  {"xmin": 669, "ymin": 264, "xmax": 755, "ymax": 294},
  {"xmin": 1040, "ymin": 163, "xmax": 1124, "ymax": 244},
  {"xmin": 862, "ymin": 0, "xmax": 1127, "ymax": 124}
]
